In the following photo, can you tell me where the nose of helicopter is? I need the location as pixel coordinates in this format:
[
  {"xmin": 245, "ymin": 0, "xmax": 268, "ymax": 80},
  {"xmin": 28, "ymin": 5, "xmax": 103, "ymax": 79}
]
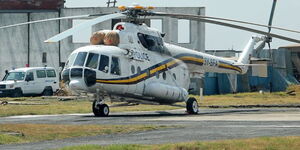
[
  {"xmin": 69, "ymin": 79, "xmax": 87, "ymax": 92},
  {"xmin": 61, "ymin": 68, "xmax": 97, "ymax": 93}
]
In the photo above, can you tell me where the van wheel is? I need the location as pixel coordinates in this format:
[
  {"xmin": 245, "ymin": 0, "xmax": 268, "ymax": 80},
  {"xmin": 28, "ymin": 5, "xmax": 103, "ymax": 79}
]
[
  {"xmin": 43, "ymin": 88, "xmax": 53, "ymax": 96},
  {"xmin": 13, "ymin": 88, "xmax": 23, "ymax": 97}
]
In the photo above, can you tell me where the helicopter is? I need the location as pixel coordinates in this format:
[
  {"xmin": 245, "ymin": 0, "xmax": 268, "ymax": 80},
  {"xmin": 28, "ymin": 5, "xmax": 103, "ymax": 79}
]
[{"xmin": 2, "ymin": 1, "xmax": 300, "ymax": 117}]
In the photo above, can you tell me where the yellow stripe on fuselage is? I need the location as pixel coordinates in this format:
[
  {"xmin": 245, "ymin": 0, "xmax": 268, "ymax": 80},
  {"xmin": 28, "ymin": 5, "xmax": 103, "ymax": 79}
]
[
  {"xmin": 96, "ymin": 72, "xmax": 147, "ymax": 84},
  {"xmin": 219, "ymin": 63, "xmax": 242, "ymax": 72},
  {"xmin": 179, "ymin": 56, "xmax": 204, "ymax": 63}
]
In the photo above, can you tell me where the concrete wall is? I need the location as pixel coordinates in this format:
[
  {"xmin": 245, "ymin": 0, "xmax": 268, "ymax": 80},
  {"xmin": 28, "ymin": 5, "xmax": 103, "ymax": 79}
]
[{"xmin": 0, "ymin": 7, "xmax": 205, "ymax": 79}]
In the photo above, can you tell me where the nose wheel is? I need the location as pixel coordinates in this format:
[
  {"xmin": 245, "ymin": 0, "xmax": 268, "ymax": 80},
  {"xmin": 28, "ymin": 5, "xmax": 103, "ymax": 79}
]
[
  {"xmin": 186, "ymin": 97, "xmax": 199, "ymax": 114},
  {"xmin": 92, "ymin": 100, "xmax": 110, "ymax": 117}
]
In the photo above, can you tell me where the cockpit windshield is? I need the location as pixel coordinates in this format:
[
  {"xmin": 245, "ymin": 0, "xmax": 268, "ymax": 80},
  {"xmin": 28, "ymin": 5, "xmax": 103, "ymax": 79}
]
[
  {"xmin": 65, "ymin": 53, "xmax": 77, "ymax": 68},
  {"xmin": 73, "ymin": 52, "xmax": 87, "ymax": 67},
  {"xmin": 3, "ymin": 72, "xmax": 25, "ymax": 81}
]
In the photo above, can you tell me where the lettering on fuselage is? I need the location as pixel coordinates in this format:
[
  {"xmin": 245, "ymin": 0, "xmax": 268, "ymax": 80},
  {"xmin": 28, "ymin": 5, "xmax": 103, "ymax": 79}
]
[
  {"xmin": 203, "ymin": 57, "xmax": 219, "ymax": 67},
  {"xmin": 127, "ymin": 49, "xmax": 150, "ymax": 61}
]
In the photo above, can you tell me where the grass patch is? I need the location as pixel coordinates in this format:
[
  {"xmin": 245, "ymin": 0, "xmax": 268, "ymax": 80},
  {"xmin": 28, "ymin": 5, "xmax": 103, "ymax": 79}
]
[
  {"xmin": 1, "ymin": 92, "xmax": 300, "ymax": 117},
  {"xmin": 0, "ymin": 124, "xmax": 171, "ymax": 145},
  {"xmin": 0, "ymin": 98, "xmax": 179, "ymax": 117},
  {"xmin": 59, "ymin": 136, "xmax": 300, "ymax": 150},
  {"xmin": 197, "ymin": 92, "xmax": 300, "ymax": 106}
]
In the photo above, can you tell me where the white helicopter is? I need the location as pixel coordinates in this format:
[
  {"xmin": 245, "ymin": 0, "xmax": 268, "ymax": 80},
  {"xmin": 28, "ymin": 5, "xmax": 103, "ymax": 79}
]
[{"xmin": 2, "ymin": 2, "xmax": 300, "ymax": 116}]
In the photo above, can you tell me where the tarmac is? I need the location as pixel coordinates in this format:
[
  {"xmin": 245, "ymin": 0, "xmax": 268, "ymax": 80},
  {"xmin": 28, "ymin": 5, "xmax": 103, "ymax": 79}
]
[{"xmin": 1, "ymin": 108, "xmax": 300, "ymax": 150}]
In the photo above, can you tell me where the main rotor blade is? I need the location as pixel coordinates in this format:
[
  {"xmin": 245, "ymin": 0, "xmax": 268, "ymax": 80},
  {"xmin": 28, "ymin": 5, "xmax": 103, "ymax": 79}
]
[
  {"xmin": 151, "ymin": 13, "xmax": 300, "ymax": 43},
  {"xmin": 152, "ymin": 12, "xmax": 300, "ymax": 34},
  {"xmin": 268, "ymin": 0, "xmax": 277, "ymax": 33},
  {"xmin": 45, "ymin": 13, "xmax": 125, "ymax": 43},
  {"xmin": 0, "ymin": 14, "xmax": 92, "ymax": 30}
]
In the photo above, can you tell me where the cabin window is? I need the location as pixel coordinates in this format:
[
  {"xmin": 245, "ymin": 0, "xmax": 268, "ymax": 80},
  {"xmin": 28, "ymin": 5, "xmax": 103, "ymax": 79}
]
[
  {"xmin": 173, "ymin": 73, "xmax": 176, "ymax": 80},
  {"xmin": 137, "ymin": 66, "xmax": 141, "ymax": 74},
  {"xmin": 46, "ymin": 70, "xmax": 56, "ymax": 78},
  {"xmin": 156, "ymin": 72, "xmax": 159, "ymax": 79},
  {"xmin": 85, "ymin": 53, "xmax": 99, "ymax": 69},
  {"xmin": 162, "ymin": 72, "xmax": 166, "ymax": 80},
  {"xmin": 131, "ymin": 65, "xmax": 135, "ymax": 74},
  {"xmin": 137, "ymin": 33, "xmax": 167, "ymax": 54},
  {"xmin": 73, "ymin": 52, "xmax": 87, "ymax": 66},
  {"xmin": 111, "ymin": 56, "xmax": 121, "ymax": 75},
  {"xmin": 36, "ymin": 70, "xmax": 46, "ymax": 78},
  {"xmin": 98, "ymin": 55, "xmax": 109, "ymax": 73}
]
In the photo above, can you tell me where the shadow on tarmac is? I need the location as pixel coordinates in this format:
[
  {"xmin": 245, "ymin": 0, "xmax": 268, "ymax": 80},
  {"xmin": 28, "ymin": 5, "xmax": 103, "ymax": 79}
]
[{"xmin": 82, "ymin": 109, "xmax": 260, "ymax": 118}]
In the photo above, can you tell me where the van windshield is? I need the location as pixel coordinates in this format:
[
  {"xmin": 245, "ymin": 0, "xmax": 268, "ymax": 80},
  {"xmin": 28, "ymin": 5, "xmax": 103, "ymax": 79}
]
[{"xmin": 3, "ymin": 72, "xmax": 25, "ymax": 81}]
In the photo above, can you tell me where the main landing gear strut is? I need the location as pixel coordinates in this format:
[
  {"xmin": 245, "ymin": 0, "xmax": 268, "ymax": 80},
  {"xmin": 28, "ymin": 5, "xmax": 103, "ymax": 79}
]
[
  {"xmin": 93, "ymin": 89, "xmax": 109, "ymax": 117},
  {"xmin": 186, "ymin": 97, "xmax": 199, "ymax": 114},
  {"xmin": 92, "ymin": 99, "xmax": 109, "ymax": 117}
]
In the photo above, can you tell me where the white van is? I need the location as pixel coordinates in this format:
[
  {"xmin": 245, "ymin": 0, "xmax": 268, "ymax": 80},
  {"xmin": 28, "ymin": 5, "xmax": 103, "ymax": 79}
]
[{"xmin": 0, "ymin": 67, "xmax": 59, "ymax": 97}]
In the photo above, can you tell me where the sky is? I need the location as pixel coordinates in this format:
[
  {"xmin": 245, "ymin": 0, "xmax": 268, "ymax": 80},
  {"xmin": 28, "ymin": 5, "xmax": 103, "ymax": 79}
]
[{"xmin": 65, "ymin": 0, "xmax": 300, "ymax": 50}]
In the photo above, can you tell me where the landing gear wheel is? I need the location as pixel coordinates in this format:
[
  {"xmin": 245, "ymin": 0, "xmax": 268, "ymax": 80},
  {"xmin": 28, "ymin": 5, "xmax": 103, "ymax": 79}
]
[
  {"xmin": 92, "ymin": 100, "xmax": 109, "ymax": 117},
  {"xmin": 186, "ymin": 97, "xmax": 199, "ymax": 114}
]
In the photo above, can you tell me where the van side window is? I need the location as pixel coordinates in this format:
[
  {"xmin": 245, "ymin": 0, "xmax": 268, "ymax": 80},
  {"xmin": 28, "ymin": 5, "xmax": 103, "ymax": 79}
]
[
  {"xmin": 111, "ymin": 56, "xmax": 121, "ymax": 75},
  {"xmin": 46, "ymin": 70, "xmax": 56, "ymax": 78},
  {"xmin": 73, "ymin": 52, "xmax": 87, "ymax": 66},
  {"xmin": 85, "ymin": 53, "xmax": 99, "ymax": 69},
  {"xmin": 37, "ymin": 70, "xmax": 46, "ymax": 78},
  {"xmin": 26, "ymin": 72, "xmax": 34, "ymax": 81},
  {"xmin": 98, "ymin": 55, "xmax": 109, "ymax": 73}
]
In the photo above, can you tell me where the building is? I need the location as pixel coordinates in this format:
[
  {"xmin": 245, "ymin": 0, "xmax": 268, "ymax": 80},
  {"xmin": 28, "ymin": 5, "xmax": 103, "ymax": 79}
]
[{"xmin": 202, "ymin": 48, "xmax": 299, "ymax": 95}]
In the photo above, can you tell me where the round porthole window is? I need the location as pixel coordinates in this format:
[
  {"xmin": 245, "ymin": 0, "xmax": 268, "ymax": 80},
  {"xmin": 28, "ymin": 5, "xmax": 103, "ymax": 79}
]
[
  {"xmin": 137, "ymin": 66, "xmax": 141, "ymax": 74},
  {"xmin": 163, "ymin": 72, "xmax": 166, "ymax": 80},
  {"xmin": 173, "ymin": 73, "xmax": 176, "ymax": 80},
  {"xmin": 131, "ymin": 65, "xmax": 135, "ymax": 74}
]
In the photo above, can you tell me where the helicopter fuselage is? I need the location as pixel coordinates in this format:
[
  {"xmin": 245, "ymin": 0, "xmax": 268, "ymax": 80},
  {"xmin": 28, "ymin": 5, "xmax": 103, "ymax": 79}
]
[{"xmin": 61, "ymin": 22, "xmax": 252, "ymax": 104}]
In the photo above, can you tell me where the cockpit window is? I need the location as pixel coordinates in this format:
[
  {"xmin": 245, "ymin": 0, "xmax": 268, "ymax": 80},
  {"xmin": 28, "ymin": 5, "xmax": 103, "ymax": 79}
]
[
  {"xmin": 85, "ymin": 53, "xmax": 99, "ymax": 69},
  {"xmin": 98, "ymin": 55, "xmax": 109, "ymax": 73},
  {"xmin": 111, "ymin": 56, "xmax": 121, "ymax": 75},
  {"xmin": 137, "ymin": 33, "xmax": 168, "ymax": 54},
  {"xmin": 4, "ymin": 72, "xmax": 25, "ymax": 81},
  {"xmin": 73, "ymin": 52, "xmax": 87, "ymax": 66},
  {"xmin": 65, "ymin": 53, "xmax": 77, "ymax": 68}
]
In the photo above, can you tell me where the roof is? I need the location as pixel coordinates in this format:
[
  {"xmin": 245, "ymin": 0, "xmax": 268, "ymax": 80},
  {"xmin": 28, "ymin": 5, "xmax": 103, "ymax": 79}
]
[
  {"xmin": 279, "ymin": 44, "xmax": 300, "ymax": 48},
  {"xmin": 10, "ymin": 67, "xmax": 55, "ymax": 72}
]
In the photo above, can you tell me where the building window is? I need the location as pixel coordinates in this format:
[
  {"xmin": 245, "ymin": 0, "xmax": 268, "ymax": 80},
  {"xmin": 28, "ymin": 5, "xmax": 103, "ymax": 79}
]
[
  {"xmin": 72, "ymin": 19, "xmax": 92, "ymax": 43},
  {"xmin": 178, "ymin": 19, "xmax": 190, "ymax": 43},
  {"xmin": 42, "ymin": 52, "xmax": 47, "ymax": 63}
]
